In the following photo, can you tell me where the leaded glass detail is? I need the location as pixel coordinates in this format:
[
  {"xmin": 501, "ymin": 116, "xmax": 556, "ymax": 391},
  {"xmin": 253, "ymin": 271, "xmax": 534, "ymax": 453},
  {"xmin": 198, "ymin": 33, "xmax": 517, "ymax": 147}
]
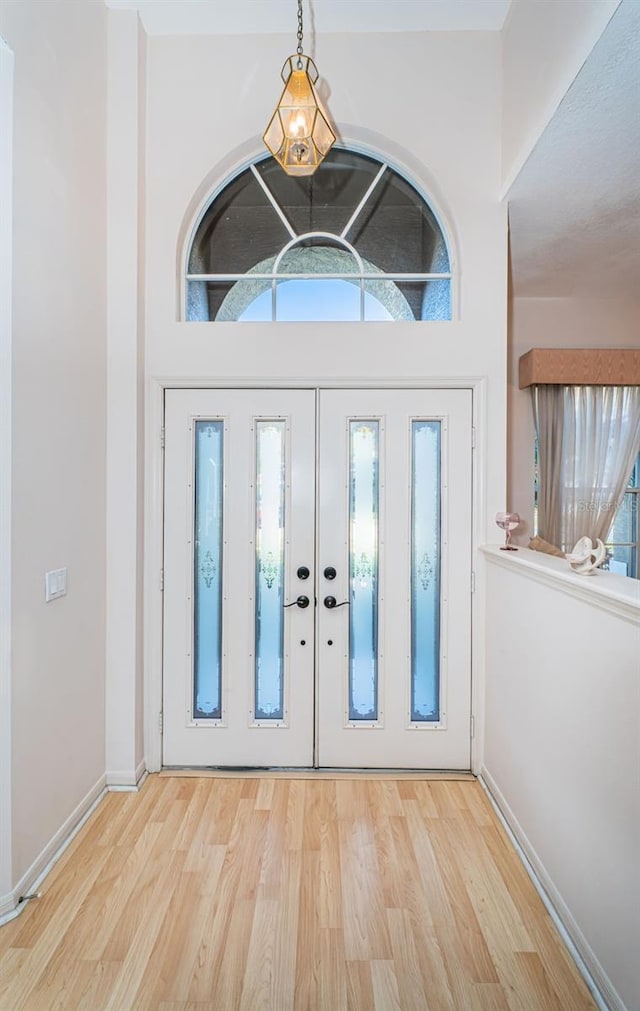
[
  {"xmin": 411, "ymin": 421, "xmax": 441, "ymax": 721},
  {"xmin": 193, "ymin": 421, "xmax": 224, "ymax": 719},
  {"xmin": 255, "ymin": 421, "xmax": 286, "ymax": 720},
  {"xmin": 348, "ymin": 421, "xmax": 379, "ymax": 720}
]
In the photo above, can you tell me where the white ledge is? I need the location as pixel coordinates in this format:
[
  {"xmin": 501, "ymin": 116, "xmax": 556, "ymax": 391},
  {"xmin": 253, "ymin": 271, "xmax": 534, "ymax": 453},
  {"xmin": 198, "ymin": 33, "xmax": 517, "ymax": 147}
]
[{"xmin": 481, "ymin": 545, "xmax": 640, "ymax": 624}]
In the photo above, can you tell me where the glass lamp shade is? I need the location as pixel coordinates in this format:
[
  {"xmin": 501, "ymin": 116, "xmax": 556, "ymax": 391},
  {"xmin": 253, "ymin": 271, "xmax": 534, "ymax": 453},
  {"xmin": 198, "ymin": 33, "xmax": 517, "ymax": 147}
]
[{"xmin": 263, "ymin": 56, "xmax": 336, "ymax": 176}]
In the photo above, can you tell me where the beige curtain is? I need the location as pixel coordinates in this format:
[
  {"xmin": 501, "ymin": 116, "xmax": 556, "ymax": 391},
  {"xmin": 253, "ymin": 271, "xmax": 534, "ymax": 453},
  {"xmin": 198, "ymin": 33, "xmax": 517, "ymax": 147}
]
[{"xmin": 532, "ymin": 385, "xmax": 640, "ymax": 552}]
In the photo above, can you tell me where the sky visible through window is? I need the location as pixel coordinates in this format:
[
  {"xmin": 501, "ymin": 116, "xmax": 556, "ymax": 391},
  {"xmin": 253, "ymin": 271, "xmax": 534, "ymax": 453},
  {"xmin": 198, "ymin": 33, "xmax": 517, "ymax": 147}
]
[{"xmin": 238, "ymin": 279, "xmax": 394, "ymax": 323}]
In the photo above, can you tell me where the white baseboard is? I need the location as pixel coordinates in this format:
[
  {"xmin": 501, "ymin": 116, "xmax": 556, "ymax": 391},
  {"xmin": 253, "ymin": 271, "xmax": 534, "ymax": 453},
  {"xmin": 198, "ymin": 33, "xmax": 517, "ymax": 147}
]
[
  {"xmin": 479, "ymin": 767, "xmax": 626, "ymax": 1011},
  {"xmin": 106, "ymin": 759, "xmax": 147, "ymax": 791},
  {"xmin": 0, "ymin": 774, "xmax": 107, "ymax": 925},
  {"xmin": 0, "ymin": 760, "xmax": 149, "ymax": 925}
]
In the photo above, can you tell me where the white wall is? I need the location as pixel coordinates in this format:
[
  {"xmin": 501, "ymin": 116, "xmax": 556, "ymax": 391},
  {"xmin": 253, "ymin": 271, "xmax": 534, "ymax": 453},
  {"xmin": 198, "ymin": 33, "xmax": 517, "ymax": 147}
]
[
  {"xmin": 105, "ymin": 9, "xmax": 146, "ymax": 787},
  {"xmin": 482, "ymin": 547, "xmax": 640, "ymax": 1011},
  {"xmin": 501, "ymin": 0, "xmax": 621, "ymax": 193},
  {"xmin": 0, "ymin": 35, "xmax": 14, "ymax": 905},
  {"xmin": 0, "ymin": 0, "xmax": 108, "ymax": 889},
  {"xmin": 507, "ymin": 296, "xmax": 640, "ymax": 542}
]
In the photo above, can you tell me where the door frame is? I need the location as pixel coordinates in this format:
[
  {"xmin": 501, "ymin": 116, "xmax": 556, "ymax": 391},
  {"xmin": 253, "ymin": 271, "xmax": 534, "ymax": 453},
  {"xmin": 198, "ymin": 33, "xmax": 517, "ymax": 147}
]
[
  {"xmin": 144, "ymin": 375, "xmax": 488, "ymax": 774},
  {"xmin": 0, "ymin": 35, "xmax": 14, "ymax": 912}
]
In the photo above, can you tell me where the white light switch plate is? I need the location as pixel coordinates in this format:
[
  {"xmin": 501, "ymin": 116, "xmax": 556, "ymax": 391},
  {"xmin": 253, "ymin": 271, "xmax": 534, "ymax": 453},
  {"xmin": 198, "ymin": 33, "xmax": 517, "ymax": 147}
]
[{"xmin": 45, "ymin": 568, "xmax": 67, "ymax": 602}]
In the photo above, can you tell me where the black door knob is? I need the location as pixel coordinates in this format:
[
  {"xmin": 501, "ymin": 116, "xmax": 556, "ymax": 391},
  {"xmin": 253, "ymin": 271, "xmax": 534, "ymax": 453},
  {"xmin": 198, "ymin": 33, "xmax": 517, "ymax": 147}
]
[
  {"xmin": 284, "ymin": 594, "xmax": 310, "ymax": 609},
  {"xmin": 324, "ymin": 566, "xmax": 337, "ymax": 580},
  {"xmin": 324, "ymin": 595, "xmax": 349, "ymax": 609},
  {"xmin": 297, "ymin": 565, "xmax": 310, "ymax": 580}
]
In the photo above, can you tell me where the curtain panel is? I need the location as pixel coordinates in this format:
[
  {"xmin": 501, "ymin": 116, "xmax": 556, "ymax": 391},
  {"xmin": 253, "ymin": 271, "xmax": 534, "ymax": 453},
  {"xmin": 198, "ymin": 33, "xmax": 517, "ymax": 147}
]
[{"xmin": 532, "ymin": 385, "xmax": 640, "ymax": 552}]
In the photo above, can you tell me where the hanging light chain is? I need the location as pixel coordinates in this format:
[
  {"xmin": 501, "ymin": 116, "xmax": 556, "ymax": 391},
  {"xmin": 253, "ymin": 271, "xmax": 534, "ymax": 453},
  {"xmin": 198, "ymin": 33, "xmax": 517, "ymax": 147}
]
[
  {"xmin": 296, "ymin": 0, "xmax": 304, "ymax": 66},
  {"xmin": 263, "ymin": 0, "xmax": 336, "ymax": 175}
]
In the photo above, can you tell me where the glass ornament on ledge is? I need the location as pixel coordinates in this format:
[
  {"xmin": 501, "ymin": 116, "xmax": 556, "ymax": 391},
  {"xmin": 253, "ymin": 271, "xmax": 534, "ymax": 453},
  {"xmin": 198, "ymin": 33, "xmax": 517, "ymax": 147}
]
[{"xmin": 495, "ymin": 512, "xmax": 520, "ymax": 551}]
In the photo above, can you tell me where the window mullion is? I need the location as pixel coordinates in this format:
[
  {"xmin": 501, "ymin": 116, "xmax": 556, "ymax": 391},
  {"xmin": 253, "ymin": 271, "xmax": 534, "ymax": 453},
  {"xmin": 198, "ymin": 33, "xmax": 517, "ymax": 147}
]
[
  {"xmin": 340, "ymin": 163, "xmax": 388, "ymax": 241},
  {"xmin": 250, "ymin": 164, "xmax": 297, "ymax": 240}
]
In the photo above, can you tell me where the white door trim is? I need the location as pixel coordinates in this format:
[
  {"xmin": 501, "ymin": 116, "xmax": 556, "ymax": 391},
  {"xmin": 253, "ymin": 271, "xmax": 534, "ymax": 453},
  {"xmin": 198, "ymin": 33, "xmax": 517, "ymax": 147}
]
[
  {"xmin": 144, "ymin": 375, "xmax": 487, "ymax": 774},
  {"xmin": 0, "ymin": 35, "xmax": 14, "ymax": 908}
]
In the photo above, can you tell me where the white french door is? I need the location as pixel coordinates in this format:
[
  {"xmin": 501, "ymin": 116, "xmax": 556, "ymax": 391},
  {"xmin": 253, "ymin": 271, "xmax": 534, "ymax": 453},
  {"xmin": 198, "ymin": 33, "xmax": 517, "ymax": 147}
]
[
  {"xmin": 317, "ymin": 389, "xmax": 472, "ymax": 767},
  {"xmin": 163, "ymin": 390, "xmax": 316, "ymax": 767},
  {"xmin": 163, "ymin": 387, "xmax": 472, "ymax": 769}
]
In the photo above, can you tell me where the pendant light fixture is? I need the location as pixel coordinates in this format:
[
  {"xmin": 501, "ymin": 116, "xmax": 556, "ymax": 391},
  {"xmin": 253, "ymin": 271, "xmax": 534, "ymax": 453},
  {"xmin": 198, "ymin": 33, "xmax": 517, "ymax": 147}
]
[{"xmin": 263, "ymin": 0, "xmax": 336, "ymax": 176}]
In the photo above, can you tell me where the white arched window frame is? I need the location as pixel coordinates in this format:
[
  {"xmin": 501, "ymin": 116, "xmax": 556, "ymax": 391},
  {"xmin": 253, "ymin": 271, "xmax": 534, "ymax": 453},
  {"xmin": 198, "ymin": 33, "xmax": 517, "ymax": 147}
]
[
  {"xmin": 211, "ymin": 239, "xmax": 415, "ymax": 323},
  {"xmin": 182, "ymin": 148, "xmax": 457, "ymax": 323}
]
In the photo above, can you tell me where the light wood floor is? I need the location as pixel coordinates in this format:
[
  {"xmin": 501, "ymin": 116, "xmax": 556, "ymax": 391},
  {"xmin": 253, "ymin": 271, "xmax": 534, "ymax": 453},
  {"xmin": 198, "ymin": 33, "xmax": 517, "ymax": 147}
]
[{"xmin": 0, "ymin": 775, "xmax": 597, "ymax": 1011}]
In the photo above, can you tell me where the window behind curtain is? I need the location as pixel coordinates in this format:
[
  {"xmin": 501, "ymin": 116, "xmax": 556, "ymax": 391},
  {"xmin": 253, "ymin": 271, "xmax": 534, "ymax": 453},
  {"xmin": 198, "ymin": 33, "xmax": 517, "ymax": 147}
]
[{"xmin": 605, "ymin": 453, "xmax": 640, "ymax": 577}]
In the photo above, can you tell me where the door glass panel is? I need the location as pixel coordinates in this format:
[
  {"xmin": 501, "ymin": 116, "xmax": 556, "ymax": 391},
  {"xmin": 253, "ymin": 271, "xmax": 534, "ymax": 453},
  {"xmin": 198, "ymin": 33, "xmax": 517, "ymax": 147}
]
[
  {"xmin": 194, "ymin": 421, "xmax": 224, "ymax": 719},
  {"xmin": 411, "ymin": 421, "xmax": 441, "ymax": 721},
  {"xmin": 255, "ymin": 421, "xmax": 286, "ymax": 720},
  {"xmin": 349, "ymin": 421, "xmax": 379, "ymax": 720}
]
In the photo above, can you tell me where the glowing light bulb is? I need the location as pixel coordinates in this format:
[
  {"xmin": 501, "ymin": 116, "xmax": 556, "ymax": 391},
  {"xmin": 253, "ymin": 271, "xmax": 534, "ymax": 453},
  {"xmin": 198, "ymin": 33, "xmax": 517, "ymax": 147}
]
[{"xmin": 292, "ymin": 110, "xmax": 308, "ymax": 137}]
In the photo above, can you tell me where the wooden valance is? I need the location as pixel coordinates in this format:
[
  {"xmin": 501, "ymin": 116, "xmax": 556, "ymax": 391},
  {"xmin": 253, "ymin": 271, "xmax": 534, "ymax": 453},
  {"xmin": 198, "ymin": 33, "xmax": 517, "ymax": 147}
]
[{"xmin": 519, "ymin": 348, "xmax": 640, "ymax": 389}]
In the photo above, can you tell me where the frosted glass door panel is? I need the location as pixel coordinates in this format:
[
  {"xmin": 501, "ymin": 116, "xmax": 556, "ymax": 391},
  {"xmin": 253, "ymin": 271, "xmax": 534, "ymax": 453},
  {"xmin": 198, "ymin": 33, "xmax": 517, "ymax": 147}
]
[
  {"xmin": 411, "ymin": 421, "xmax": 441, "ymax": 722},
  {"xmin": 349, "ymin": 422, "xmax": 379, "ymax": 720},
  {"xmin": 193, "ymin": 421, "xmax": 224, "ymax": 719},
  {"xmin": 255, "ymin": 422, "xmax": 286, "ymax": 720}
]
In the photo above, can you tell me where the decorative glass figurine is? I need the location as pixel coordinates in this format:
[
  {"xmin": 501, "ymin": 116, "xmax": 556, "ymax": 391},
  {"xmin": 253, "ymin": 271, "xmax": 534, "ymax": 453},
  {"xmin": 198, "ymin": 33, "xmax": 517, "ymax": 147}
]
[{"xmin": 495, "ymin": 512, "xmax": 520, "ymax": 551}]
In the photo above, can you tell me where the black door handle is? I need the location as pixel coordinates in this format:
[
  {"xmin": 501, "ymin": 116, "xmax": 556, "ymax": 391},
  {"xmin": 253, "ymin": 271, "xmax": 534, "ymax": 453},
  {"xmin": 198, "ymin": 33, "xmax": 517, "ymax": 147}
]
[
  {"xmin": 324, "ymin": 595, "xmax": 349, "ymax": 609},
  {"xmin": 284, "ymin": 594, "xmax": 310, "ymax": 609}
]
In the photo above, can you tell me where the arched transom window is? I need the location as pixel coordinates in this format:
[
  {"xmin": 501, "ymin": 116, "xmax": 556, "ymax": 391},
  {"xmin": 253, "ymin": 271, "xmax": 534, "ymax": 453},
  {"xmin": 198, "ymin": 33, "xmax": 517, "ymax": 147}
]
[{"xmin": 186, "ymin": 148, "xmax": 452, "ymax": 322}]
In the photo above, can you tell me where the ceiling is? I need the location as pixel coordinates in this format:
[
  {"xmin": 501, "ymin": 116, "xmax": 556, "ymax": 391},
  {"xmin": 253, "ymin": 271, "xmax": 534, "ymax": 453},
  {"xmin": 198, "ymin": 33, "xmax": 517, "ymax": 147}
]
[
  {"xmin": 104, "ymin": 0, "xmax": 513, "ymax": 35},
  {"xmin": 508, "ymin": 0, "xmax": 640, "ymax": 298}
]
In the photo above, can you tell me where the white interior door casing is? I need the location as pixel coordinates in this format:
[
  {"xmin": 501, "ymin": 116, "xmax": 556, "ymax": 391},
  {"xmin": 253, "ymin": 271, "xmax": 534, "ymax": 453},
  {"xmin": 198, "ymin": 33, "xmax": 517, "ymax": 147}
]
[
  {"xmin": 163, "ymin": 387, "xmax": 472, "ymax": 769},
  {"xmin": 163, "ymin": 389, "xmax": 316, "ymax": 767},
  {"xmin": 317, "ymin": 389, "xmax": 472, "ymax": 768}
]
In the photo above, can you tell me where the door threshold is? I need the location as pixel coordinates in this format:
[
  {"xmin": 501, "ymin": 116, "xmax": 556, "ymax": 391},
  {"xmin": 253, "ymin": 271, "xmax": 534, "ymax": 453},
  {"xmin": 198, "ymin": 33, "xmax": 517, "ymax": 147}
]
[{"xmin": 160, "ymin": 766, "xmax": 474, "ymax": 780}]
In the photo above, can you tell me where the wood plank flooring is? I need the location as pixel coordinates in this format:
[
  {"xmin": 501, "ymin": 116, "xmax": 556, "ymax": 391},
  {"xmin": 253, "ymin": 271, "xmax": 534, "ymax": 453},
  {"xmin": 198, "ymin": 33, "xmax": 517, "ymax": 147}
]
[{"xmin": 0, "ymin": 775, "xmax": 597, "ymax": 1011}]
